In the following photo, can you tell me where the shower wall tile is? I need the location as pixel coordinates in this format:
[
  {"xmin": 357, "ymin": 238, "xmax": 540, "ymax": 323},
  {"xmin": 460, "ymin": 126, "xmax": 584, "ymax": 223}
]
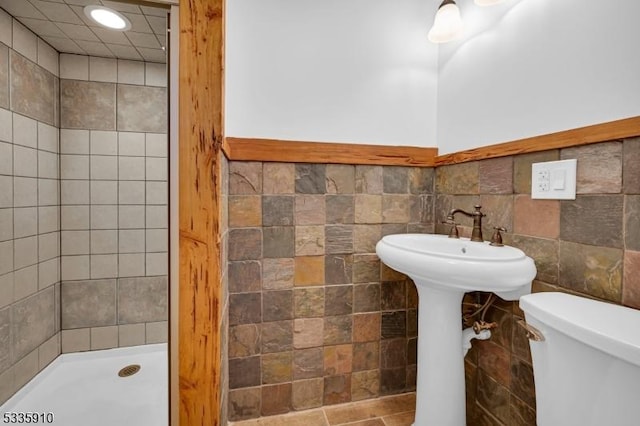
[
  {"xmin": 118, "ymin": 323, "xmax": 145, "ymax": 347},
  {"xmin": 0, "ymin": 142, "xmax": 11, "ymax": 175},
  {"xmin": 60, "ymin": 129, "xmax": 89, "ymax": 154},
  {"xmin": 56, "ymin": 54, "xmax": 168, "ymax": 354},
  {"xmin": 37, "ymin": 333, "xmax": 60, "ymax": 369},
  {"xmin": 11, "ymin": 287, "xmax": 56, "ymax": 362},
  {"xmin": 61, "ymin": 279, "xmax": 116, "ymax": 328},
  {"xmin": 12, "ymin": 21, "xmax": 37, "ymax": 63},
  {"xmin": 117, "ymin": 276, "xmax": 168, "ymax": 323},
  {"xmin": 0, "ymin": 109, "xmax": 12, "ymax": 142},
  {"xmin": 90, "ymin": 130, "xmax": 117, "ymax": 155},
  {"xmin": 90, "ymin": 325, "xmax": 118, "ymax": 350},
  {"xmin": 38, "ymin": 122, "xmax": 58, "ymax": 153},
  {"xmin": 118, "ymin": 253, "xmax": 145, "ymax": 277},
  {"xmin": 0, "ymin": 10, "xmax": 10, "ymax": 47},
  {"xmin": 36, "ymin": 40, "xmax": 58, "ymax": 77},
  {"xmin": 13, "ymin": 349, "xmax": 38, "ymax": 391},
  {"xmin": 12, "ymin": 113, "xmax": 36, "ymax": 148},
  {"xmin": 117, "ymin": 59, "xmax": 145, "ymax": 85},
  {"xmin": 60, "ymin": 54, "xmax": 89, "ymax": 81},
  {"xmin": 145, "ymin": 321, "xmax": 168, "ymax": 344},
  {"xmin": 0, "ymin": 44, "xmax": 8, "ymax": 109},
  {"xmin": 119, "ymin": 132, "xmax": 145, "ymax": 155},
  {"xmin": 89, "ymin": 57, "xmax": 117, "ymax": 83},
  {"xmin": 38, "ymin": 179, "xmax": 59, "ymax": 206},
  {"xmin": 0, "ymin": 177, "xmax": 11, "ymax": 209},
  {"xmin": 146, "ymin": 133, "xmax": 167, "ymax": 157},
  {"xmin": 10, "ymin": 51, "xmax": 55, "ymax": 125},
  {"xmin": 117, "ymin": 84, "xmax": 167, "ymax": 132},
  {"xmin": 0, "ymin": 307, "xmax": 10, "ymax": 371},
  {"xmin": 145, "ymin": 63, "xmax": 166, "ymax": 88},
  {"xmin": 60, "ymin": 80, "xmax": 116, "ymax": 130},
  {"xmin": 60, "ymin": 328, "xmax": 90, "ymax": 353},
  {"xmin": 60, "ymin": 255, "xmax": 89, "ymax": 281},
  {"xmin": 90, "ymin": 254, "xmax": 118, "ymax": 279},
  {"xmin": 0, "ymin": 25, "xmax": 60, "ymax": 404},
  {"xmin": 0, "ymin": 210, "xmax": 12, "ymax": 242},
  {"xmin": 0, "ymin": 357, "xmax": 14, "ymax": 404},
  {"xmin": 13, "ymin": 264, "xmax": 38, "ymax": 301}
]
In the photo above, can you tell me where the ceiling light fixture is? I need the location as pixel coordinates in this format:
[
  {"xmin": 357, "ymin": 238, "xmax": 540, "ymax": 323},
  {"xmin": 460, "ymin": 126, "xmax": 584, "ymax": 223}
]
[
  {"xmin": 428, "ymin": 0, "xmax": 506, "ymax": 44},
  {"xmin": 428, "ymin": 0, "xmax": 464, "ymax": 44},
  {"xmin": 84, "ymin": 5, "xmax": 131, "ymax": 31}
]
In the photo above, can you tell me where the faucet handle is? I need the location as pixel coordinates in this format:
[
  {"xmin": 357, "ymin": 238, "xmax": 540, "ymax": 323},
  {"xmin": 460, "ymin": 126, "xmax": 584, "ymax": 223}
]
[
  {"xmin": 490, "ymin": 226, "xmax": 507, "ymax": 246},
  {"xmin": 442, "ymin": 219, "xmax": 459, "ymax": 239}
]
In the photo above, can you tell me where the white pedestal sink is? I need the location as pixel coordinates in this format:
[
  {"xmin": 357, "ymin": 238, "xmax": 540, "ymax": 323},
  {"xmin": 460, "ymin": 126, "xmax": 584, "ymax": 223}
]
[{"xmin": 376, "ymin": 234, "xmax": 536, "ymax": 426}]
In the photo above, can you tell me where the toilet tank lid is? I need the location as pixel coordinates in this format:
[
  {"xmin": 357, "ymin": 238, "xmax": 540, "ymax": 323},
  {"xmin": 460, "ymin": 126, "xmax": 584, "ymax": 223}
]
[{"xmin": 520, "ymin": 292, "xmax": 640, "ymax": 368}]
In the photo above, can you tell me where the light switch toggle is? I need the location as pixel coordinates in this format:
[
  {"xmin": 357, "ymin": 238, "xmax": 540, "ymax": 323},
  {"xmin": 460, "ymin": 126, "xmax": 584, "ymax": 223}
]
[{"xmin": 551, "ymin": 169, "xmax": 565, "ymax": 190}]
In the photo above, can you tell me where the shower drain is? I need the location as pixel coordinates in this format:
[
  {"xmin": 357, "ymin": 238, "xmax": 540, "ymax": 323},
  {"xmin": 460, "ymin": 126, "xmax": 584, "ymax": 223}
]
[{"xmin": 118, "ymin": 364, "xmax": 141, "ymax": 377}]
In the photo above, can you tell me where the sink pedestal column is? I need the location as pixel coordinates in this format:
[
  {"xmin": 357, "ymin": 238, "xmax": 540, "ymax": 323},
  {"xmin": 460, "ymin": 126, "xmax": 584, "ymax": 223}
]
[{"xmin": 413, "ymin": 281, "xmax": 466, "ymax": 426}]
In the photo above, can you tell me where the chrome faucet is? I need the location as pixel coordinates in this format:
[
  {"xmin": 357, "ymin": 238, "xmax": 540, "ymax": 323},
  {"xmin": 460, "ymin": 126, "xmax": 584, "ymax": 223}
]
[{"xmin": 446, "ymin": 205, "xmax": 486, "ymax": 242}]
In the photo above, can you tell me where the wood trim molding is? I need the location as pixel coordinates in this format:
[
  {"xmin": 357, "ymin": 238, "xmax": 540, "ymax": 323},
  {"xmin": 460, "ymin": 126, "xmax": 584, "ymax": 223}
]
[
  {"xmin": 223, "ymin": 137, "xmax": 438, "ymax": 166},
  {"xmin": 435, "ymin": 116, "xmax": 640, "ymax": 165},
  {"xmin": 223, "ymin": 116, "xmax": 640, "ymax": 168},
  {"xmin": 178, "ymin": 0, "xmax": 224, "ymax": 425}
]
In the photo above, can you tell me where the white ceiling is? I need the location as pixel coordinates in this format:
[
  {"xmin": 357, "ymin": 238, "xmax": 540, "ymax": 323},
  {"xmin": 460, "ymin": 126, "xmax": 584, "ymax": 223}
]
[{"xmin": 0, "ymin": 0, "xmax": 168, "ymax": 63}]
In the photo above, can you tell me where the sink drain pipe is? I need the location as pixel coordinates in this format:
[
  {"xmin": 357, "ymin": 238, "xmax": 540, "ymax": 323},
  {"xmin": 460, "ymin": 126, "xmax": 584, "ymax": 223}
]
[{"xmin": 462, "ymin": 327, "xmax": 491, "ymax": 356}]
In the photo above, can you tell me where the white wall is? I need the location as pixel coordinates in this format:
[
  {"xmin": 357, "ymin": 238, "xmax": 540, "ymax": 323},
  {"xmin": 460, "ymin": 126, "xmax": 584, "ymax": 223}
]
[
  {"xmin": 227, "ymin": 0, "xmax": 640, "ymax": 153},
  {"xmin": 437, "ymin": 0, "xmax": 640, "ymax": 154},
  {"xmin": 225, "ymin": 0, "xmax": 439, "ymax": 147}
]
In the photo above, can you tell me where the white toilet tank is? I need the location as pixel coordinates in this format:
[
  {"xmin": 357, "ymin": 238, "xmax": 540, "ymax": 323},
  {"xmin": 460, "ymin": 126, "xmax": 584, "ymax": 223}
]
[{"xmin": 519, "ymin": 292, "xmax": 640, "ymax": 426}]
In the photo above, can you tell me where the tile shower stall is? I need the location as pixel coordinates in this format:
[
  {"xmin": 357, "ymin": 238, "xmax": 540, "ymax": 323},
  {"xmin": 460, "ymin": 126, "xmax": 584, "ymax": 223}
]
[{"xmin": 0, "ymin": 16, "xmax": 167, "ymax": 404}]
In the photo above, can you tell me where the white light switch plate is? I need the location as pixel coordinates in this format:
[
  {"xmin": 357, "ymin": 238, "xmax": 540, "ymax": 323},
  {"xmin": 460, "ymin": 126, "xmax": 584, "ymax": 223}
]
[{"xmin": 531, "ymin": 159, "xmax": 577, "ymax": 200}]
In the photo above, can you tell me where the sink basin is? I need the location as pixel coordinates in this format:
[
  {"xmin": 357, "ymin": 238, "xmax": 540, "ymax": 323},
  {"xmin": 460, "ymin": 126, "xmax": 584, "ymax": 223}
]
[
  {"xmin": 376, "ymin": 233, "xmax": 536, "ymax": 300},
  {"xmin": 376, "ymin": 233, "xmax": 536, "ymax": 426}
]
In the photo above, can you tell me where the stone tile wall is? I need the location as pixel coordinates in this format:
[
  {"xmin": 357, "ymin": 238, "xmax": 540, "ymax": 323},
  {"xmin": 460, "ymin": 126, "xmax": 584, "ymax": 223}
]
[
  {"xmin": 0, "ymin": 14, "xmax": 61, "ymax": 405},
  {"xmin": 436, "ymin": 140, "xmax": 640, "ymax": 425},
  {"xmin": 226, "ymin": 162, "xmax": 434, "ymax": 421},
  {"xmin": 57, "ymin": 53, "xmax": 168, "ymax": 353}
]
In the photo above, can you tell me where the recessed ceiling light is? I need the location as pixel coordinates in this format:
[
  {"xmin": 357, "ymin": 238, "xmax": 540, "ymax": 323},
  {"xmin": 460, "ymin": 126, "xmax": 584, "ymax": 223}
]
[{"xmin": 84, "ymin": 5, "xmax": 131, "ymax": 31}]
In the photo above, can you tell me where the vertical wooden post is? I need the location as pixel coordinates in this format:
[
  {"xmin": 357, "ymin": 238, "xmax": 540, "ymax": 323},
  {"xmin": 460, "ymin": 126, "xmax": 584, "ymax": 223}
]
[{"xmin": 178, "ymin": 0, "xmax": 224, "ymax": 425}]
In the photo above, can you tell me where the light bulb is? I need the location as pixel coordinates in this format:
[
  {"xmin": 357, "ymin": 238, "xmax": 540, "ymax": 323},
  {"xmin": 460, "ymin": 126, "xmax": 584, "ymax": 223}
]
[
  {"xmin": 428, "ymin": 0, "xmax": 464, "ymax": 44},
  {"xmin": 84, "ymin": 6, "xmax": 131, "ymax": 31}
]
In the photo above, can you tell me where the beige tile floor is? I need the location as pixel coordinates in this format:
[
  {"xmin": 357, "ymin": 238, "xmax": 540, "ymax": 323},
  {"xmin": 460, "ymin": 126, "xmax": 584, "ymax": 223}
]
[{"xmin": 229, "ymin": 393, "xmax": 416, "ymax": 426}]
